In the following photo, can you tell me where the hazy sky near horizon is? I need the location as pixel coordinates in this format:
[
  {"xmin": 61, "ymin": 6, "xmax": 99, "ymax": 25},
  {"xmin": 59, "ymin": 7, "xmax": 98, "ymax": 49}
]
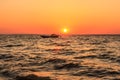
[{"xmin": 0, "ymin": 0, "xmax": 120, "ymax": 34}]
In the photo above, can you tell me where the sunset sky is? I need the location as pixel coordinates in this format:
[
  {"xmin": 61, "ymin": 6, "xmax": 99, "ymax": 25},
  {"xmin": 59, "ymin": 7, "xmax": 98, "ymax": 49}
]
[{"xmin": 0, "ymin": 0, "xmax": 120, "ymax": 34}]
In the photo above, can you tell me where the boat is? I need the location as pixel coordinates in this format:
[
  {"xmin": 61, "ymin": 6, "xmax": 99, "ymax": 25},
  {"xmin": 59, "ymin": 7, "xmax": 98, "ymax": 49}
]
[{"xmin": 41, "ymin": 34, "xmax": 60, "ymax": 38}]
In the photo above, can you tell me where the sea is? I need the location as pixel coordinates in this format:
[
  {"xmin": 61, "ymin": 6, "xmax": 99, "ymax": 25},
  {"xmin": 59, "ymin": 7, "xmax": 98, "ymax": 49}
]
[{"xmin": 0, "ymin": 34, "xmax": 120, "ymax": 80}]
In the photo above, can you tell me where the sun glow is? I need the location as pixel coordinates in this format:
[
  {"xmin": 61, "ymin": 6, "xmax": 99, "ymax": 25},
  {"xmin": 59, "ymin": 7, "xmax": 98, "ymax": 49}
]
[{"xmin": 62, "ymin": 28, "xmax": 69, "ymax": 34}]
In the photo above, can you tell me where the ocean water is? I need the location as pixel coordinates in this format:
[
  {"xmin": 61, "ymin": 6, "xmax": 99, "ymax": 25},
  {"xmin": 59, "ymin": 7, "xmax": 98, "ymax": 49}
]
[{"xmin": 0, "ymin": 34, "xmax": 120, "ymax": 80}]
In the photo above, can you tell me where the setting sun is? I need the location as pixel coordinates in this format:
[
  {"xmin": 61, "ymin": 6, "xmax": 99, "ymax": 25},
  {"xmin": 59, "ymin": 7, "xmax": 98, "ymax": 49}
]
[{"xmin": 62, "ymin": 28, "xmax": 69, "ymax": 34}]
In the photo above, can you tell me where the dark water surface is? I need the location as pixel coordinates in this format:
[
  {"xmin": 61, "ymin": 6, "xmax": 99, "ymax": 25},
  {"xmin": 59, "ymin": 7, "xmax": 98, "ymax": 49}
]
[{"xmin": 0, "ymin": 35, "xmax": 120, "ymax": 80}]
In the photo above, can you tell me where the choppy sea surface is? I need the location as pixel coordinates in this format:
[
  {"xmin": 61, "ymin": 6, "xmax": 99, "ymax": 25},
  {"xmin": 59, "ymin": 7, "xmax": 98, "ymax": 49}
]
[{"xmin": 0, "ymin": 34, "xmax": 120, "ymax": 80}]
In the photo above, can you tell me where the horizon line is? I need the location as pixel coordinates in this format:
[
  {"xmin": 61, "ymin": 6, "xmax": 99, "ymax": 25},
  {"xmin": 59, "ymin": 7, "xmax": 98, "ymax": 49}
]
[{"xmin": 0, "ymin": 33, "xmax": 120, "ymax": 35}]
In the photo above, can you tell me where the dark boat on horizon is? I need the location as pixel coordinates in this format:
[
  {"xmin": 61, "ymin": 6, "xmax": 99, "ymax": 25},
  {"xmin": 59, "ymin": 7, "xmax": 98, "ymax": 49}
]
[{"xmin": 41, "ymin": 34, "xmax": 60, "ymax": 38}]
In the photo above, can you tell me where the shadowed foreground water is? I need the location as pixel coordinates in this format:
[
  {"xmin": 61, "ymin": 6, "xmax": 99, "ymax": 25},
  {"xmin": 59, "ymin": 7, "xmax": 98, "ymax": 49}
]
[{"xmin": 0, "ymin": 34, "xmax": 120, "ymax": 80}]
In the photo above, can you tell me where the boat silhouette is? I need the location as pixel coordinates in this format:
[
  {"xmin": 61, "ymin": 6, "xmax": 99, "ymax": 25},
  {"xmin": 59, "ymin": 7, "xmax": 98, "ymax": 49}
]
[{"xmin": 41, "ymin": 34, "xmax": 60, "ymax": 38}]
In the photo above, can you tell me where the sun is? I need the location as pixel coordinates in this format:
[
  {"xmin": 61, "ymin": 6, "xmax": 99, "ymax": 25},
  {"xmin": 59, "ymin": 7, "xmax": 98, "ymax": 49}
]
[
  {"xmin": 63, "ymin": 29, "xmax": 68, "ymax": 33},
  {"xmin": 62, "ymin": 28, "xmax": 69, "ymax": 34}
]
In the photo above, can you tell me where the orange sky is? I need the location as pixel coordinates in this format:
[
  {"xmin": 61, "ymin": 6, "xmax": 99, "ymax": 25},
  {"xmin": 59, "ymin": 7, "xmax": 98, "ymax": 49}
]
[{"xmin": 0, "ymin": 0, "xmax": 120, "ymax": 34}]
